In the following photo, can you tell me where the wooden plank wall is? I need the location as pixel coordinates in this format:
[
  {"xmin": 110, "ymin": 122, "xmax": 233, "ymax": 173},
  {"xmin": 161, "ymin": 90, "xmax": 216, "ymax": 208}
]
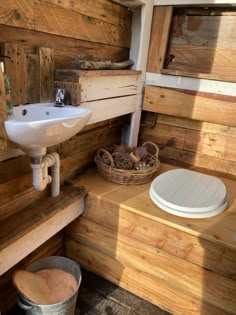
[
  {"xmin": 164, "ymin": 7, "xmax": 236, "ymax": 82},
  {"xmin": 0, "ymin": 1, "xmax": 131, "ymax": 312},
  {"xmin": 142, "ymin": 6, "xmax": 236, "ymax": 176}
]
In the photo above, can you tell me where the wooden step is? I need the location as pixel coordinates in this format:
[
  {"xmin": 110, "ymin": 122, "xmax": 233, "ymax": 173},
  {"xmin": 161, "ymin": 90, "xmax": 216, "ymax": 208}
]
[
  {"xmin": 65, "ymin": 163, "xmax": 236, "ymax": 315},
  {"xmin": 0, "ymin": 185, "xmax": 87, "ymax": 275}
]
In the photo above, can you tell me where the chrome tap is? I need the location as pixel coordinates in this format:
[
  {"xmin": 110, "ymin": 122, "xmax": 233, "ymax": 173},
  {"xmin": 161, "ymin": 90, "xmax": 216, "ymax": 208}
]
[{"xmin": 55, "ymin": 88, "xmax": 65, "ymax": 106}]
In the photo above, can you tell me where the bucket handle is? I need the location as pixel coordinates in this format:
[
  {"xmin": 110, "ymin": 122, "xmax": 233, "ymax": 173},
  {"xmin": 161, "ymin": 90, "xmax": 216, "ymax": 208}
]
[{"xmin": 17, "ymin": 295, "xmax": 33, "ymax": 310}]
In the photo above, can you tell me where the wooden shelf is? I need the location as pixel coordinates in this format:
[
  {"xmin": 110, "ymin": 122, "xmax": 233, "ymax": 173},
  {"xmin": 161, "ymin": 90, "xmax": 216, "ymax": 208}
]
[{"xmin": 0, "ymin": 185, "xmax": 87, "ymax": 276}]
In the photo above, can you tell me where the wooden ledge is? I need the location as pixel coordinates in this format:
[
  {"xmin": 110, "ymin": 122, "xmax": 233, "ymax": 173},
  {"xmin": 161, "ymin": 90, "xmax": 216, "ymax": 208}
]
[
  {"xmin": 0, "ymin": 186, "xmax": 87, "ymax": 275},
  {"xmin": 55, "ymin": 69, "xmax": 142, "ymax": 80}
]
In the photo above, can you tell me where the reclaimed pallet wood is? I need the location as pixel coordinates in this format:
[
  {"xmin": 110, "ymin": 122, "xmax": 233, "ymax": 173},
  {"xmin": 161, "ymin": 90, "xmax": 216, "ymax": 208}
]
[
  {"xmin": 147, "ymin": 6, "xmax": 173, "ymax": 73},
  {"xmin": 0, "ymin": 0, "xmax": 34, "ymax": 29},
  {"xmin": 66, "ymin": 241, "xmax": 231, "ymax": 315},
  {"xmin": 2, "ymin": 43, "xmax": 26, "ymax": 105},
  {"xmin": 74, "ymin": 192, "xmax": 236, "ymax": 279},
  {"xmin": 65, "ymin": 165, "xmax": 236, "ymax": 314},
  {"xmin": 47, "ymin": 0, "xmax": 132, "ymax": 29},
  {"xmin": 66, "ymin": 217, "xmax": 236, "ymax": 314},
  {"xmin": 143, "ymin": 86, "xmax": 236, "ymax": 128},
  {"xmin": 0, "ymin": 25, "xmax": 129, "ymax": 69},
  {"xmin": 38, "ymin": 47, "xmax": 54, "ymax": 102},
  {"xmin": 34, "ymin": 1, "xmax": 131, "ymax": 48},
  {"xmin": 140, "ymin": 122, "xmax": 236, "ymax": 161}
]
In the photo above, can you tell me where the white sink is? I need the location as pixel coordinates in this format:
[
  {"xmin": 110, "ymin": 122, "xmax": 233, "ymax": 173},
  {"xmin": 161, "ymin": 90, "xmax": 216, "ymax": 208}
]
[{"xmin": 5, "ymin": 103, "xmax": 92, "ymax": 157}]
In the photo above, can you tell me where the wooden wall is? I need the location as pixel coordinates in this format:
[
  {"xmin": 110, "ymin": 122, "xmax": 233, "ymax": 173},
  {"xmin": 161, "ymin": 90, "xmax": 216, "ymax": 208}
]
[
  {"xmin": 141, "ymin": 6, "xmax": 236, "ymax": 176},
  {"xmin": 165, "ymin": 7, "xmax": 236, "ymax": 82},
  {"xmin": 0, "ymin": 1, "xmax": 131, "ymax": 312}
]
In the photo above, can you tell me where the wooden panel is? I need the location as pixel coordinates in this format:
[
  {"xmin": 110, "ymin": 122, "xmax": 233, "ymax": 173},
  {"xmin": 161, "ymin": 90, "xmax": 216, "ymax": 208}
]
[
  {"xmin": 3, "ymin": 43, "xmax": 26, "ymax": 105},
  {"xmin": 156, "ymin": 146, "xmax": 236, "ymax": 176},
  {"xmin": 170, "ymin": 9, "xmax": 236, "ymax": 48},
  {"xmin": 75, "ymin": 193, "xmax": 236, "ymax": 279},
  {"xmin": 0, "ymin": 186, "xmax": 86, "ymax": 275},
  {"xmin": 143, "ymin": 86, "xmax": 236, "ymax": 127},
  {"xmin": 0, "ymin": 0, "xmax": 34, "ymax": 29},
  {"xmin": 39, "ymin": 47, "xmax": 54, "ymax": 102},
  {"xmin": 66, "ymin": 240, "xmax": 230, "ymax": 315},
  {"xmin": 47, "ymin": 0, "xmax": 132, "ymax": 29},
  {"xmin": 25, "ymin": 51, "xmax": 40, "ymax": 103},
  {"xmin": 0, "ymin": 25, "xmax": 130, "ymax": 68},
  {"xmin": 66, "ymin": 217, "xmax": 236, "ymax": 314},
  {"xmin": 55, "ymin": 73, "xmax": 142, "ymax": 105},
  {"xmin": 163, "ymin": 7, "xmax": 236, "ymax": 81},
  {"xmin": 167, "ymin": 45, "xmax": 236, "ymax": 74},
  {"xmin": 79, "ymin": 75, "xmax": 142, "ymax": 102},
  {"xmin": 0, "ymin": 233, "xmax": 63, "ymax": 315},
  {"xmin": 82, "ymin": 95, "xmax": 139, "ymax": 125},
  {"xmin": 157, "ymin": 114, "xmax": 236, "ymax": 138},
  {"xmin": 34, "ymin": 1, "xmax": 131, "ymax": 48},
  {"xmin": 140, "ymin": 122, "xmax": 236, "ymax": 161},
  {"xmin": 0, "ymin": 67, "xmax": 7, "ymax": 150},
  {"xmin": 147, "ymin": 6, "xmax": 173, "ymax": 72}
]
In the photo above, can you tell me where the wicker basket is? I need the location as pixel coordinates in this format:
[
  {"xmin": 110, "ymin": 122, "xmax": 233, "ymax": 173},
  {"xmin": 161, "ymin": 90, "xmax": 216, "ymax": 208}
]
[{"xmin": 94, "ymin": 141, "xmax": 160, "ymax": 185}]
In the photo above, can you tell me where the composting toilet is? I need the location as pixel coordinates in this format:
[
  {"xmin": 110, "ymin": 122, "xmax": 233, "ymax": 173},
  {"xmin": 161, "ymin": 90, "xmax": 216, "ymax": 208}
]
[{"xmin": 149, "ymin": 169, "xmax": 228, "ymax": 218}]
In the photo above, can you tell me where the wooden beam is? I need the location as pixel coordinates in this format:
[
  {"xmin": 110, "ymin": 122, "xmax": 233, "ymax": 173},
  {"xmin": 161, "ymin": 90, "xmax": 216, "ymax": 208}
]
[
  {"xmin": 47, "ymin": 0, "xmax": 132, "ymax": 29},
  {"xmin": 39, "ymin": 47, "xmax": 54, "ymax": 102},
  {"xmin": 3, "ymin": 43, "xmax": 26, "ymax": 105},
  {"xmin": 124, "ymin": 1, "xmax": 153, "ymax": 145},
  {"xmin": 147, "ymin": 6, "xmax": 173, "ymax": 73},
  {"xmin": 34, "ymin": 1, "xmax": 131, "ymax": 48},
  {"xmin": 145, "ymin": 73, "xmax": 236, "ymax": 96},
  {"xmin": 0, "ymin": 0, "xmax": 34, "ymax": 29},
  {"xmin": 143, "ymin": 85, "xmax": 236, "ymax": 127}
]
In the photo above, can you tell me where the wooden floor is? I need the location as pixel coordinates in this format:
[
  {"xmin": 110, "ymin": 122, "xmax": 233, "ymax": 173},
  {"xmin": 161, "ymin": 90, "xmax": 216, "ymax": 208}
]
[{"xmin": 8, "ymin": 269, "xmax": 170, "ymax": 315}]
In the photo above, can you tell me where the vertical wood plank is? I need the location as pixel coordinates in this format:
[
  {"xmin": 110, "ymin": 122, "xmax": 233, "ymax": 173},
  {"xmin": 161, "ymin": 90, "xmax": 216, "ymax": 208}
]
[
  {"xmin": 0, "ymin": 67, "xmax": 7, "ymax": 150},
  {"xmin": 3, "ymin": 43, "xmax": 26, "ymax": 105},
  {"xmin": 25, "ymin": 51, "xmax": 40, "ymax": 103},
  {"xmin": 39, "ymin": 47, "xmax": 54, "ymax": 102},
  {"xmin": 147, "ymin": 6, "xmax": 173, "ymax": 73}
]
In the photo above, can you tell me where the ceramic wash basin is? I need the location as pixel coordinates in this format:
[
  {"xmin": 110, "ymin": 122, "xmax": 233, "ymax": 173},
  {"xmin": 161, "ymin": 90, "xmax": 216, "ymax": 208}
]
[{"xmin": 5, "ymin": 103, "xmax": 92, "ymax": 157}]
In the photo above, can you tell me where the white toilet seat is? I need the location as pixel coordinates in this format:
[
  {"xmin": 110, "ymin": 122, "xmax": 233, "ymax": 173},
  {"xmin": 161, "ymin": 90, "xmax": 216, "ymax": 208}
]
[{"xmin": 150, "ymin": 169, "xmax": 228, "ymax": 218}]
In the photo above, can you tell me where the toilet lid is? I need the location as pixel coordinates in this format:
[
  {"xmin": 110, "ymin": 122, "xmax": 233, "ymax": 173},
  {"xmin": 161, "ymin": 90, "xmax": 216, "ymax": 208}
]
[{"xmin": 150, "ymin": 169, "xmax": 228, "ymax": 218}]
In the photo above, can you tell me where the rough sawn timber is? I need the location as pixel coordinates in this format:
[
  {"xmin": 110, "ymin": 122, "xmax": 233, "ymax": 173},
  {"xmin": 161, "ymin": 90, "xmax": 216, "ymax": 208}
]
[{"xmin": 65, "ymin": 164, "xmax": 236, "ymax": 315}]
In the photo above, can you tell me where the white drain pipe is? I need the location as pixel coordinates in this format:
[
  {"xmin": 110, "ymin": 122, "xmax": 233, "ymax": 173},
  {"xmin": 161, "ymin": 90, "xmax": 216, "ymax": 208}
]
[{"xmin": 31, "ymin": 152, "xmax": 60, "ymax": 197}]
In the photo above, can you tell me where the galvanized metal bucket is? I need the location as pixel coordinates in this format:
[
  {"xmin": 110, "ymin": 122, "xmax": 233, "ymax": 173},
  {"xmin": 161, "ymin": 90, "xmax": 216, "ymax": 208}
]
[{"xmin": 17, "ymin": 256, "xmax": 82, "ymax": 315}]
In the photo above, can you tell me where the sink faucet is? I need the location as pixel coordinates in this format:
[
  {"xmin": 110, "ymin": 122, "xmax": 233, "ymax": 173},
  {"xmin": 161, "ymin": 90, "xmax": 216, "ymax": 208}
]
[{"xmin": 55, "ymin": 88, "xmax": 65, "ymax": 106}]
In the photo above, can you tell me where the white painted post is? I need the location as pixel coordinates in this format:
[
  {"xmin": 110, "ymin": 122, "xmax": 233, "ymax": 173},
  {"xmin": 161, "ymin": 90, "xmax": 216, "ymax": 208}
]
[{"xmin": 114, "ymin": 0, "xmax": 154, "ymax": 146}]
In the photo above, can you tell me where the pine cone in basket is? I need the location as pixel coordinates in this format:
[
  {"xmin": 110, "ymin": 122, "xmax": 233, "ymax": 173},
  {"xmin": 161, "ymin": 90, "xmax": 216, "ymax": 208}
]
[{"xmin": 112, "ymin": 152, "xmax": 133, "ymax": 170}]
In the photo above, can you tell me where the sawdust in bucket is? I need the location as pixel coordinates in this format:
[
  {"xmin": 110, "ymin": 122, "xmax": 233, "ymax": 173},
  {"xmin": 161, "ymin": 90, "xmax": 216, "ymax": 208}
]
[{"xmin": 35, "ymin": 269, "xmax": 77, "ymax": 304}]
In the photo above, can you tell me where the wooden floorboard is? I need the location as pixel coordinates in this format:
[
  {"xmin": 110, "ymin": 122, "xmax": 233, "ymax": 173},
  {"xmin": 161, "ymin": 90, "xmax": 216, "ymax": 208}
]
[{"xmin": 7, "ymin": 269, "xmax": 170, "ymax": 315}]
